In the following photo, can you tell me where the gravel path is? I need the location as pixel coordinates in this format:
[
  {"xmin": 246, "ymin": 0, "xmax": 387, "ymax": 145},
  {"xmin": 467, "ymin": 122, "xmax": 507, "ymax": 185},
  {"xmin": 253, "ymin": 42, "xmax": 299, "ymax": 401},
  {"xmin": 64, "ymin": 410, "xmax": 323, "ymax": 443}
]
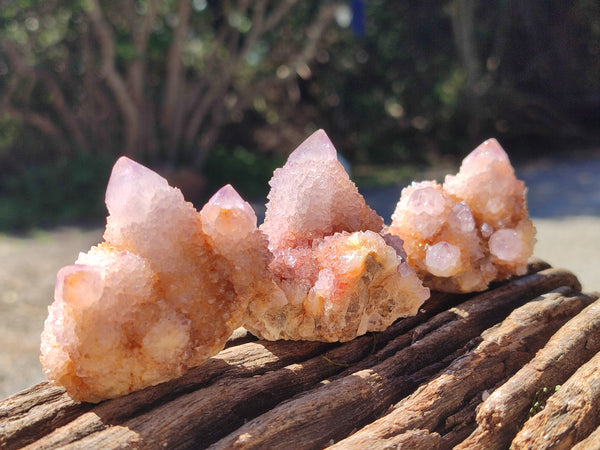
[
  {"xmin": 1, "ymin": 150, "xmax": 598, "ymax": 399},
  {"xmin": 516, "ymin": 151, "xmax": 600, "ymax": 294}
]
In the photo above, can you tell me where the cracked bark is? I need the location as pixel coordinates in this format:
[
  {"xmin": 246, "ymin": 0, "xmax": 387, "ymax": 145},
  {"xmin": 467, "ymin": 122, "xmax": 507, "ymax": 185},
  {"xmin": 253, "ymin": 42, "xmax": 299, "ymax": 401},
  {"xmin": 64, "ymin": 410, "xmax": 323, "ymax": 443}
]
[
  {"xmin": 327, "ymin": 288, "xmax": 596, "ymax": 449},
  {"xmin": 511, "ymin": 349, "xmax": 600, "ymax": 449},
  {"xmin": 457, "ymin": 293, "xmax": 600, "ymax": 449},
  {"xmin": 1, "ymin": 263, "xmax": 596, "ymax": 450}
]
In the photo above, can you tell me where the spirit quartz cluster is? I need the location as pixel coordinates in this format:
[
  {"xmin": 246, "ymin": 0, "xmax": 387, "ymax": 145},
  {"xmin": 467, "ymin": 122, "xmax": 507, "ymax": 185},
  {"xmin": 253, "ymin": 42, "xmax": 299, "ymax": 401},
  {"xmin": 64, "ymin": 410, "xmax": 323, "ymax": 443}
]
[
  {"xmin": 245, "ymin": 130, "xmax": 430, "ymax": 342},
  {"xmin": 388, "ymin": 138, "xmax": 536, "ymax": 292},
  {"xmin": 40, "ymin": 131, "xmax": 534, "ymax": 403},
  {"xmin": 40, "ymin": 158, "xmax": 277, "ymax": 402},
  {"xmin": 40, "ymin": 132, "xmax": 429, "ymax": 402}
]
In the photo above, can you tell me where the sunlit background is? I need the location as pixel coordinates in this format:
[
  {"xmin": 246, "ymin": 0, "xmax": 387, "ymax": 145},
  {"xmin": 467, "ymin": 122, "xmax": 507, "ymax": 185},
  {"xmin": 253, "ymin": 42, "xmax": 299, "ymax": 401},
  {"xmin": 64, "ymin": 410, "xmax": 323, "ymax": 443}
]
[{"xmin": 1, "ymin": 0, "xmax": 599, "ymax": 398}]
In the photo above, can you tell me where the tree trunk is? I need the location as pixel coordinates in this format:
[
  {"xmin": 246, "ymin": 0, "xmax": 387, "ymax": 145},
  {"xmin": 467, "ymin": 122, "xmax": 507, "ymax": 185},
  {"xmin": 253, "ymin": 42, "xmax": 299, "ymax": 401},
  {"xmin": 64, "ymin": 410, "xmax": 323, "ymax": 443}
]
[{"xmin": 87, "ymin": 0, "xmax": 140, "ymax": 158}]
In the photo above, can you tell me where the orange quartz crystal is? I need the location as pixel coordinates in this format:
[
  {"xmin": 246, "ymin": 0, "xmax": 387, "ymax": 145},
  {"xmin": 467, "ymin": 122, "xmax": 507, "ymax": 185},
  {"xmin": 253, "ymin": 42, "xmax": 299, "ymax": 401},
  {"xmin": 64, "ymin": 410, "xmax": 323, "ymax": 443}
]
[
  {"xmin": 389, "ymin": 139, "xmax": 536, "ymax": 293},
  {"xmin": 41, "ymin": 158, "xmax": 274, "ymax": 402}
]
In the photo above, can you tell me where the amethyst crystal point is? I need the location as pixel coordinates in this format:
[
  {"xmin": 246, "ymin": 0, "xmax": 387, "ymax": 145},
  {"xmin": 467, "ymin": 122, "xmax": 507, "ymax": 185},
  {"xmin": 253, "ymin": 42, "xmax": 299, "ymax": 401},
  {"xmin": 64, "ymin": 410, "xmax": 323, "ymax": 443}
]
[
  {"xmin": 41, "ymin": 160, "xmax": 274, "ymax": 402},
  {"xmin": 261, "ymin": 129, "xmax": 383, "ymax": 250},
  {"xmin": 201, "ymin": 184, "xmax": 258, "ymax": 237}
]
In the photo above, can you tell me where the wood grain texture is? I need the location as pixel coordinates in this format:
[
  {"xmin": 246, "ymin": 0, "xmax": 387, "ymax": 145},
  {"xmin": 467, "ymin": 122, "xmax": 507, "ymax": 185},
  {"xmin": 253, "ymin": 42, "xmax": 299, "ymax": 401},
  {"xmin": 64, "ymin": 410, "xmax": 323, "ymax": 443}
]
[
  {"xmin": 210, "ymin": 268, "xmax": 581, "ymax": 449},
  {"xmin": 327, "ymin": 288, "xmax": 595, "ymax": 449},
  {"xmin": 2, "ymin": 262, "xmax": 598, "ymax": 450},
  {"xmin": 572, "ymin": 424, "xmax": 600, "ymax": 450},
  {"xmin": 458, "ymin": 292, "xmax": 600, "ymax": 450},
  {"xmin": 511, "ymin": 349, "xmax": 600, "ymax": 449}
]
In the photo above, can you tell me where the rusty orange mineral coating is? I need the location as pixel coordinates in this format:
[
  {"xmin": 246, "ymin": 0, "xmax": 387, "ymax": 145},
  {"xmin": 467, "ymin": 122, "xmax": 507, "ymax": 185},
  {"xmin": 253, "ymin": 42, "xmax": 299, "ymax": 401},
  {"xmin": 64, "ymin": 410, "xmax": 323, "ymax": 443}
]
[
  {"xmin": 389, "ymin": 139, "xmax": 536, "ymax": 293},
  {"xmin": 40, "ymin": 159, "xmax": 274, "ymax": 402}
]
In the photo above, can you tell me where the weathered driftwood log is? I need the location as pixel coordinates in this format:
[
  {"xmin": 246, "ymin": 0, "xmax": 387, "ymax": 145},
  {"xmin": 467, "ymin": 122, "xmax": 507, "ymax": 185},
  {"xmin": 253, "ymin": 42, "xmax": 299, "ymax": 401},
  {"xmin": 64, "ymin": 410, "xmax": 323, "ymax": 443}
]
[
  {"xmin": 209, "ymin": 268, "xmax": 580, "ymax": 450},
  {"xmin": 0, "ymin": 288, "xmax": 465, "ymax": 450},
  {"xmin": 458, "ymin": 294, "xmax": 600, "ymax": 450},
  {"xmin": 511, "ymin": 348, "xmax": 600, "ymax": 449},
  {"xmin": 365, "ymin": 428, "xmax": 442, "ymax": 450},
  {"xmin": 441, "ymin": 394, "xmax": 480, "ymax": 444},
  {"xmin": 572, "ymin": 424, "xmax": 600, "ymax": 450},
  {"xmin": 11, "ymin": 288, "xmax": 473, "ymax": 450},
  {"xmin": 326, "ymin": 288, "xmax": 596, "ymax": 449},
  {"xmin": 0, "ymin": 339, "xmax": 332, "ymax": 449},
  {"xmin": 0, "ymin": 383, "xmax": 93, "ymax": 450},
  {"xmin": 0, "ymin": 262, "xmax": 589, "ymax": 450}
]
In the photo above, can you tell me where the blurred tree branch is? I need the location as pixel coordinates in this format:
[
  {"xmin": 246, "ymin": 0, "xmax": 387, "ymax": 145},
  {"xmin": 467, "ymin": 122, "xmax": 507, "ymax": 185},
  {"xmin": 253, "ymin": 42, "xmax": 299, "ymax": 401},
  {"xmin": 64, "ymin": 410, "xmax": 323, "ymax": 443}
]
[
  {"xmin": 2, "ymin": 0, "xmax": 597, "ymax": 177},
  {"xmin": 447, "ymin": 0, "xmax": 595, "ymax": 145},
  {"xmin": 2, "ymin": 40, "xmax": 84, "ymax": 152},
  {"xmin": 0, "ymin": 0, "xmax": 341, "ymax": 168},
  {"xmin": 86, "ymin": 0, "xmax": 140, "ymax": 157}
]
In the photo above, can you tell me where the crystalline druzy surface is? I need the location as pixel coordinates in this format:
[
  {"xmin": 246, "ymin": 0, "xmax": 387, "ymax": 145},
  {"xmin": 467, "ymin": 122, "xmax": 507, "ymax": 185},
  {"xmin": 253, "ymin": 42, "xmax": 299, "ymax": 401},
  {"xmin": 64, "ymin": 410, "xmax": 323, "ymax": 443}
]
[
  {"xmin": 245, "ymin": 130, "xmax": 429, "ymax": 342},
  {"xmin": 389, "ymin": 139, "xmax": 536, "ymax": 293},
  {"xmin": 41, "ymin": 158, "xmax": 272, "ymax": 402},
  {"xmin": 260, "ymin": 129, "xmax": 384, "ymax": 250}
]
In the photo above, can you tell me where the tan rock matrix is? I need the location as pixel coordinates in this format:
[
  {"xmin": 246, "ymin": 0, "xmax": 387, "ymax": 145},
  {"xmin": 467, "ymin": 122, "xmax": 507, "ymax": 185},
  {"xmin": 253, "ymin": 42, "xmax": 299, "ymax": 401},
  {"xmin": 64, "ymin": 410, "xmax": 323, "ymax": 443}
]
[
  {"xmin": 244, "ymin": 130, "xmax": 430, "ymax": 342},
  {"xmin": 389, "ymin": 138, "xmax": 536, "ymax": 292}
]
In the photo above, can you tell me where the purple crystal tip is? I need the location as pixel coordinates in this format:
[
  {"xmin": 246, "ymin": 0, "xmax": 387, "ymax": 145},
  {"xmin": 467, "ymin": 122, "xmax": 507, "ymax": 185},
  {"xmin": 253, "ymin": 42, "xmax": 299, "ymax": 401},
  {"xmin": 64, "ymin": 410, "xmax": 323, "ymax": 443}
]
[
  {"xmin": 461, "ymin": 138, "xmax": 510, "ymax": 173},
  {"xmin": 287, "ymin": 129, "xmax": 337, "ymax": 164},
  {"xmin": 208, "ymin": 184, "xmax": 256, "ymax": 216},
  {"xmin": 105, "ymin": 156, "xmax": 171, "ymax": 219}
]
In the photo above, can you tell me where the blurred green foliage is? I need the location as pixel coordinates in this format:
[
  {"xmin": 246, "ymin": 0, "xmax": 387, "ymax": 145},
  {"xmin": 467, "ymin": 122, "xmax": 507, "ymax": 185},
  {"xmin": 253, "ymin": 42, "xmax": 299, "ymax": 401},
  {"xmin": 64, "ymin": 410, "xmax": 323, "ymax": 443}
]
[
  {"xmin": 1, "ymin": 0, "xmax": 599, "ymax": 230},
  {"xmin": 305, "ymin": 0, "xmax": 600, "ymax": 165},
  {"xmin": 204, "ymin": 145, "xmax": 283, "ymax": 200},
  {"xmin": 309, "ymin": 0, "xmax": 465, "ymax": 164},
  {"xmin": 0, "ymin": 152, "xmax": 112, "ymax": 230}
]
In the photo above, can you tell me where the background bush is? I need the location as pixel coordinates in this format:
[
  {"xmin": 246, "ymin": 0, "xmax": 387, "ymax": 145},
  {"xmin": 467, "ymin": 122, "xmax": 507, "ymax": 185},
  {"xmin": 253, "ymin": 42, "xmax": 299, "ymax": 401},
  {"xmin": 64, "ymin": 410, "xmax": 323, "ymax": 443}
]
[
  {"xmin": 1, "ymin": 0, "xmax": 599, "ymax": 230},
  {"xmin": 0, "ymin": 153, "xmax": 112, "ymax": 230}
]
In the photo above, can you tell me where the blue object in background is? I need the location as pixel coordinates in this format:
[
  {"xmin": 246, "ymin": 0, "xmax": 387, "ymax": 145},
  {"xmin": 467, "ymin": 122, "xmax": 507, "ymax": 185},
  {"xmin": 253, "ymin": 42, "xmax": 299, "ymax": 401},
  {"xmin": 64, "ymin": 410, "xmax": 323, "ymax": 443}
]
[{"xmin": 351, "ymin": 0, "xmax": 365, "ymax": 36}]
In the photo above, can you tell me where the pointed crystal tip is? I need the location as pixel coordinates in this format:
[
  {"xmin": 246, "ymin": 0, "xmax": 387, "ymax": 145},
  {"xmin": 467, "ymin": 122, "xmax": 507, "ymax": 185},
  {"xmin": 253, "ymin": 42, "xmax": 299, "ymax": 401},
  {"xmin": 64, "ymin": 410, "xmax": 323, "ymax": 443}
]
[
  {"xmin": 104, "ymin": 156, "xmax": 177, "ymax": 228},
  {"xmin": 208, "ymin": 184, "xmax": 255, "ymax": 214},
  {"xmin": 105, "ymin": 157, "xmax": 170, "ymax": 213},
  {"xmin": 287, "ymin": 129, "xmax": 337, "ymax": 164},
  {"xmin": 111, "ymin": 156, "xmax": 145, "ymax": 176},
  {"xmin": 462, "ymin": 138, "xmax": 509, "ymax": 172},
  {"xmin": 108, "ymin": 156, "xmax": 167, "ymax": 189}
]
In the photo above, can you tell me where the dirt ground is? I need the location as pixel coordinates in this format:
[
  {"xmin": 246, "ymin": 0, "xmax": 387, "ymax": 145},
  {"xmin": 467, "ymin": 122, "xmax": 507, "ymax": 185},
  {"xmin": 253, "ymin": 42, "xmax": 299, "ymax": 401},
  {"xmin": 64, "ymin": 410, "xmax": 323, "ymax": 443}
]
[
  {"xmin": 0, "ymin": 227, "xmax": 103, "ymax": 399},
  {"xmin": 1, "ymin": 151, "xmax": 599, "ymax": 400}
]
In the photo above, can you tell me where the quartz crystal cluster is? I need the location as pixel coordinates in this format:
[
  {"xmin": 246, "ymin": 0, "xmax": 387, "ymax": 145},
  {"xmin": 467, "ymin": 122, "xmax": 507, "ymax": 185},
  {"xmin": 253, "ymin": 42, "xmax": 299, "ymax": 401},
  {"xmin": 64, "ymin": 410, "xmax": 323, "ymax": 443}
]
[
  {"xmin": 388, "ymin": 138, "xmax": 536, "ymax": 293},
  {"xmin": 244, "ymin": 130, "xmax": 430, "ymax": 342},
  {"xmin": 40, "ymin": 158, "xmax": 276, "ymax": 402},
  {"xmin": 40, "ymin": 131, "xmax": 535, "ymax": 403}
]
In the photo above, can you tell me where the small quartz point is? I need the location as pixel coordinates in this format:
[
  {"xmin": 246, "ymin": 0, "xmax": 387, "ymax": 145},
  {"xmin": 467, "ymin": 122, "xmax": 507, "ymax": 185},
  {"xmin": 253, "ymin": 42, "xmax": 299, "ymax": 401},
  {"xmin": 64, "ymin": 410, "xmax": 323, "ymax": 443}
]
[
  {"xmin": 41, "ymin": 158, "xmax": 273, "ymax": 402},
  {"xmin": 245, "ymin": 130, "xmax": 430, "ymax": 342},
  {"xmin": 389, "ymin": 139, "xmax": 536, "ymax": 293}
]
